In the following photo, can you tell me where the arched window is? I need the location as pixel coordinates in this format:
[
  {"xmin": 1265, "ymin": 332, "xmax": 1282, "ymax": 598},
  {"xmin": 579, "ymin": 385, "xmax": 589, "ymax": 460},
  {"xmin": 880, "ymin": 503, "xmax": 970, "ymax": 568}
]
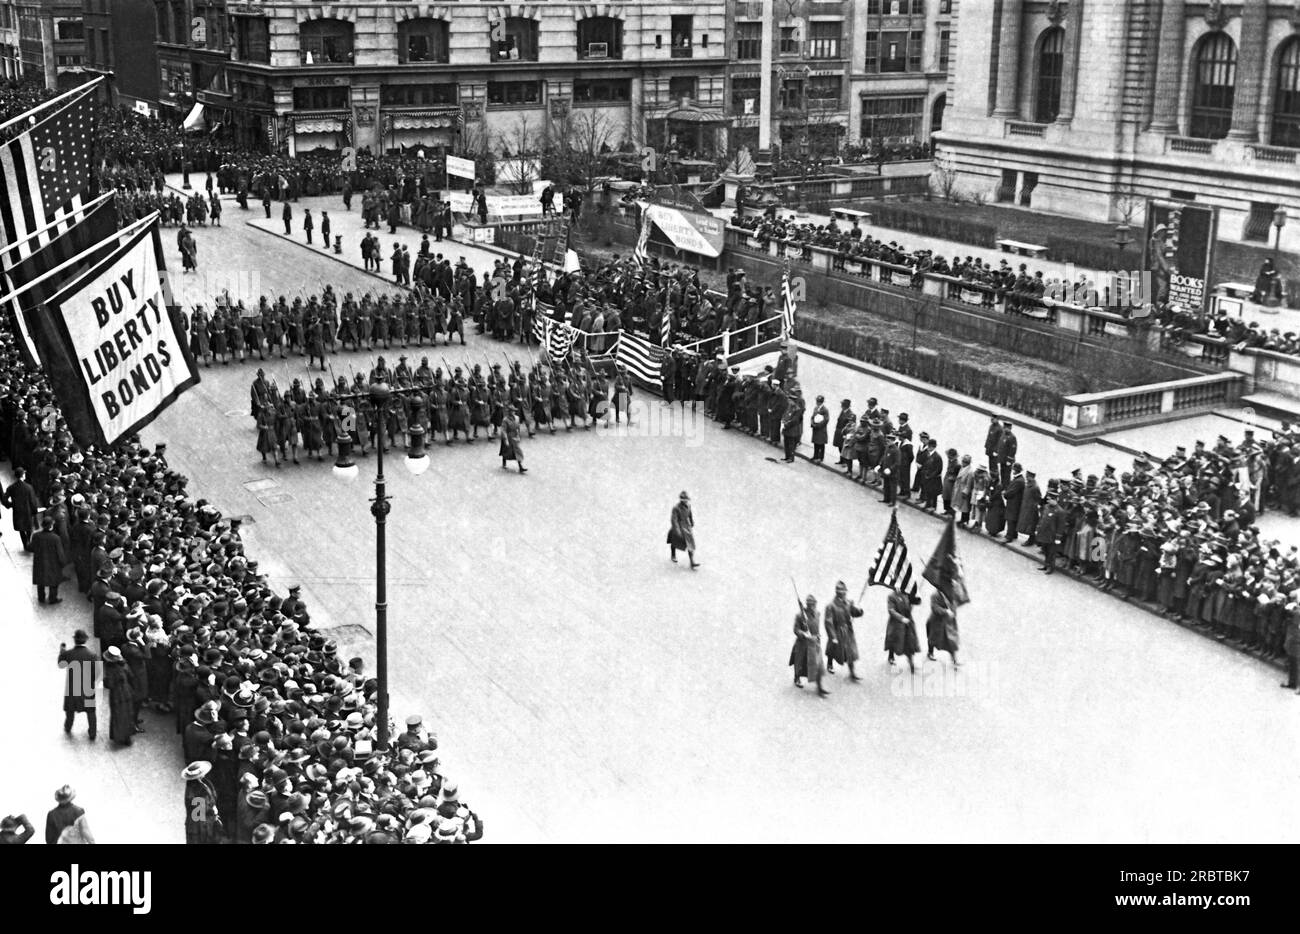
[
  {"xmin": 1189, "ymin": 32, "xmax": 1236, "ymax": 139},
  {"xmin": 577, "ymin": 16, "xmax": 623, "ymax": 60},
  {"xmin": 398, "ymin": 18, "xmax": 449, "ymax": 64},
  {"xmin": 1034, "ymin": 27, "xmax": 1064, "ymax": 123},
  {"xmin": 931, "ymin": 92, "xmax": 946, "ymax": 132},
  {"xmin": 300, "ymin": 19, "xmax": 354, "ymax": 65},
  {"xmin": 1272, "ymin": 38, "xmax": 1300, "ymax": 148},
  {"xmin": 493, "ymin": 17, "xmax": 539, "ymax": 62}
]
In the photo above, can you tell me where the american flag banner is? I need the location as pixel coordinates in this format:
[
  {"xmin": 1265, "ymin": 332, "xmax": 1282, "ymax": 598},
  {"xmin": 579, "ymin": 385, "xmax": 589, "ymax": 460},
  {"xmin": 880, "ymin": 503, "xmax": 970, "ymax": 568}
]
[
  {"xmin": 780, "ymin": 263, "xmax": 798, "ymax": 338},
  {"xmin": 0, "ymin": 85, "xmax": 98, "ymax": 268},
  {"xmin": 660, "ymin": 302, "xmax": 671, "ymax": 347},
  {"xmin": 632, "ymin": 208, "xmax": 651, "ymax": 267},
  {"xmin": 615, "ymin": 330, "xmax": 663, "ymax": 390},
  {"xmin": 1, "ymin": 192, "xmax": 119, "ymax": 366},
  {"xmin": 868, "ymin": 510, "xmax": 920, "ymax": 604}
]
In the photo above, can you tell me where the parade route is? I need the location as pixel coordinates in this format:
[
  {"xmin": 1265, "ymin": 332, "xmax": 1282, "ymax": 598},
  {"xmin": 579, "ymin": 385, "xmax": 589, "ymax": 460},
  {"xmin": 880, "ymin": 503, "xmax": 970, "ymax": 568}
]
[{"xmin": 6, "ymin": 188, "xmax": 1297, "ymax": 844}]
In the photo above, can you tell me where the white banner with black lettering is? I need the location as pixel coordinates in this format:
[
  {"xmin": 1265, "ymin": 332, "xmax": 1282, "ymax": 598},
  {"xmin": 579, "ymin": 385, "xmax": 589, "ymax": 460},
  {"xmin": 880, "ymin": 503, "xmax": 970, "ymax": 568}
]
[
  {"xmin": 445, "ymin": 154, "xmax": 476, "ymax": 181},
  {"xmin": 25, "ymin": 222, "xmax": 198, "ymax": 447}
]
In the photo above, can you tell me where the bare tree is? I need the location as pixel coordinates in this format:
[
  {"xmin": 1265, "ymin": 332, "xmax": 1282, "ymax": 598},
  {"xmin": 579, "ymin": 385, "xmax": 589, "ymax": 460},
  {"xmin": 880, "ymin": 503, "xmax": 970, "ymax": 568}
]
[
  {"xmin": 459, "ymin": 121, "xmax": 495, "ymax": 184},
  {"xmin": 494, "ymin": 115, "xmax": 539, "ymax": 194},
  {"xmin": 539, "ymin": 108, "xmax": 626, "ymax": 194},
  {"xmin": 931, "ymin": 152, "xmax": 960, "ymax": 203}
]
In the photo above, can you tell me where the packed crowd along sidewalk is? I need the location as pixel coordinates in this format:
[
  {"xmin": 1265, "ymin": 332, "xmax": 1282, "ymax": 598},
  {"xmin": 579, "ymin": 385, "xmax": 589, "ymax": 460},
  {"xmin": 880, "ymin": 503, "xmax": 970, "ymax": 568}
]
[{"xmin": 0, "ymin": 316, "xmax": 485, "ymax": 844}]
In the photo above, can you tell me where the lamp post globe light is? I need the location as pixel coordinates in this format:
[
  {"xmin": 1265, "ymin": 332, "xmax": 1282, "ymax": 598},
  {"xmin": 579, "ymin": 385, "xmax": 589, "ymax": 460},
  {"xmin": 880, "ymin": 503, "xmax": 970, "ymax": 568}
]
[
  {"xmin": 331, "ymin": 381, "xmax": 431, "ymax": 750},
  {"xmin": 1273, "ymin": 206, "xmax": 1288, "ymax": 260}
]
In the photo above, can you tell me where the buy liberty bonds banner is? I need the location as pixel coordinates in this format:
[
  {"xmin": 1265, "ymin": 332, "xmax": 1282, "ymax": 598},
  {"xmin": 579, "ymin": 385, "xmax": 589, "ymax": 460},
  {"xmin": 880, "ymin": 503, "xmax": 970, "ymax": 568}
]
[{"xmin": 25, "ymin": 222, "xmax": 198, "ymax": 447}]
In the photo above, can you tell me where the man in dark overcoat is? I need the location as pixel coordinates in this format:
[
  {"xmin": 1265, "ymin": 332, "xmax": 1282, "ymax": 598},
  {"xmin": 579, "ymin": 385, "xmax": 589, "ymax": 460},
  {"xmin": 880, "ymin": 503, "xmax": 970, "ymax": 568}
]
[
  {"xmin": 58, "ymin": 630, "xmax": 98, "ymax": 740},
  {"xmin": 1003, "ymin": 464, "xmax": 1026, "ymax": 543},
  {"xmin": 1, "ymin": 466, "xmax": 39, "ymax": 550},
  {"xmin": 31, "ymin": 516, "xmax": 66, "ymax": 604}
]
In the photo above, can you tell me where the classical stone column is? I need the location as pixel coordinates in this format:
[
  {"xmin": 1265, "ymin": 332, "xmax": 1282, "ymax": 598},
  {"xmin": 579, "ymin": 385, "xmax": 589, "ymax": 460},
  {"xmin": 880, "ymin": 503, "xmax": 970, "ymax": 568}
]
[
  {"xmin": 1147, "ymin": 0, "xmax": 1186, "ymax": 134},
  {"xmin": 991, "ymin": 0, "xmax": 1024, "ymax": 118},
  {"xmin": 1054, "ymin": 0, "xmax": 1085, "ymax": 123},
  {"xmin": 1227, "ymin": 0, "xmax": 1267, "ymax": 141}
]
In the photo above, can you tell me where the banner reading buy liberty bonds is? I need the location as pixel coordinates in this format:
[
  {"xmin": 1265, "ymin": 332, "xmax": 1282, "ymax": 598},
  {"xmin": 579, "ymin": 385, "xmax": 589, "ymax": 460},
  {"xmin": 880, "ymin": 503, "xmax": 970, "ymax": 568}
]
[{"xmin": 25, "ymin": 222, "xmax": 199, "ymax": 448}]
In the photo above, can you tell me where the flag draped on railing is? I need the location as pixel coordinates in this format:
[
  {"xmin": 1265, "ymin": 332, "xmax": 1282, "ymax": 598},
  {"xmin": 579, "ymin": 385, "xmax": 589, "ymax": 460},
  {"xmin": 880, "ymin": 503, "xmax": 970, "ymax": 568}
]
[
  {"xmin": 867, "ymin": 510, "xmax": 920, "ymax": 603},
  {"xmin": 780, "ymin": 262, "xmax": 798, "ymax": 339}
]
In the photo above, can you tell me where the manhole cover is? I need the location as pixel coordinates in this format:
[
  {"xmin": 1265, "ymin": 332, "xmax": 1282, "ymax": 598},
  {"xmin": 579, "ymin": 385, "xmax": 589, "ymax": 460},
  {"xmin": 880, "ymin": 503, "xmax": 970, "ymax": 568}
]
[
  {"xmin": 243, "ymin": 479, "xmax": 278, "ymax": 492},
  {"xmin": 224, "ymin": 409, "xmax": 246, "ymax": 418},
  {"xmin": 256, "ymin": 491, "xmax": 295, "ymax": 507}
]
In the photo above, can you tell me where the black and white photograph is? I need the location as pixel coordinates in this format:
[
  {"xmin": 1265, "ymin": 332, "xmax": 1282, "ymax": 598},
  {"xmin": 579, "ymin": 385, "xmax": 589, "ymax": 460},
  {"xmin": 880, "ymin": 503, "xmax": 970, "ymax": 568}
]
[{"xmin": 0, "ymin": 0, "xmax": 1295, "ymax": 905}]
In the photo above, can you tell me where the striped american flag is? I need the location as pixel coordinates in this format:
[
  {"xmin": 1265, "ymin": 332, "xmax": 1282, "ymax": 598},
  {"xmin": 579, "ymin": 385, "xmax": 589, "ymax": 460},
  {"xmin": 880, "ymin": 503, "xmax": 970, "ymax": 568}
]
[
  {"xmin": 780, "ymin": 264, "xmax": 797, "ymax": 338},
  {"xmin": 867, "ymin": 511, "xmax": 919, "ymax": 603},
  {"xmin": 615, "ymin": 330, "xmax": 663, "ymax": 390},
  {"xmin": 632, "ymin": 208, "xmax": 650, "ymax": 267},
  {"xmin": 1, "ymin": 86, "xmax": 97, "ymax": 268},
  {"xmin": 547, "ymin": 320, "xmax": 575, "ymax": 361}
]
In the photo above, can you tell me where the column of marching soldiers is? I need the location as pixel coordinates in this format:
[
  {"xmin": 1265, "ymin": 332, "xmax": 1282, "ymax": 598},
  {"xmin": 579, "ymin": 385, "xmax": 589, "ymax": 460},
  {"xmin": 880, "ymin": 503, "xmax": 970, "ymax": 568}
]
[{"xmin": 200, "ymin": 280, "xmax": 638, "ymax": 467}]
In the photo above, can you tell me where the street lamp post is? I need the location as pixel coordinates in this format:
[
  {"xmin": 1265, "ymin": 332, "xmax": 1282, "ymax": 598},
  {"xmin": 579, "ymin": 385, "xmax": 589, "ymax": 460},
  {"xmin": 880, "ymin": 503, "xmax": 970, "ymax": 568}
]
[
  {"xmin": 333, "ymin": 382, "xmax": 430, "ymax": 751},
  {"xmin": 1273, "ymin": 206, "xmax": 1288, "ymax": 261},
  {"xmin": 1114, "ymin": 222, "xmax": 1133, "ymax": 265}
]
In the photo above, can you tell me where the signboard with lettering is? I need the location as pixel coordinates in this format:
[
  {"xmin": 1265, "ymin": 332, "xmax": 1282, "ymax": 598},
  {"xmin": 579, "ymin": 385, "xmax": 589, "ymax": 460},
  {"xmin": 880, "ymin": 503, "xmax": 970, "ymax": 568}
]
[
  {"xmin": 1142, "ymin": 198, "xmax": 1218, "ymax": 319},
  {"xmin": 446, "ymin": 154, "xmax": 476, "ymax": 181}
]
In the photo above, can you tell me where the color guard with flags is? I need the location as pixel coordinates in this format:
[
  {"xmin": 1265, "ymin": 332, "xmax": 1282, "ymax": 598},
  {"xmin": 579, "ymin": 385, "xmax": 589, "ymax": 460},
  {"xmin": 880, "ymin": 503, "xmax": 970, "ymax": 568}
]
[{"xmin": 868, "ymin": 510, "xmax": 922, "ymax": 671}]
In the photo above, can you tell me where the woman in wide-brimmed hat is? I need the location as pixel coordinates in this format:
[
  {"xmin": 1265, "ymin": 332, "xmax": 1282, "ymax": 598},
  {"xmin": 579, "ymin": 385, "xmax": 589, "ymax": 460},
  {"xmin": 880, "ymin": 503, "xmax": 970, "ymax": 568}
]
[
  {"xmin": 101, "ymin": 646, "xmax": 138, "ymax": 746},
  {"xmin": 181, "ymin": 760, "xmax": 222, "ymax": 844}
]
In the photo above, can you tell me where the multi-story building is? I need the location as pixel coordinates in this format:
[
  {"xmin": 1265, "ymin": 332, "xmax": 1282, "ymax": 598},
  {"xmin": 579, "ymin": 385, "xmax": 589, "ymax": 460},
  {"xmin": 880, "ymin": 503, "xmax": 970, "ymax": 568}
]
[
  {"xmin": 82, "ymin": 0, "xmax": 160, "ymax": 112},
  {"xmin": 1, "ymin": 1, "xmax": 21, "ymax": 80},
  {"xmin": 3, "ymin": 0, "xmax": 86, "ymax": 90},
  {"xmin": 152, "ymin": 2, "xmax": 728, "ymax": 159},
  {"xmin": 938, "ymin": 0, "xmax": 1300, "ymax": 252},
  {"xmin": 724, "ymin": 0, "xmax": 950, "ymax": 161},
  {"xmin": 850, "ymin": 0, "xmax": 951, "ymax": 152}
]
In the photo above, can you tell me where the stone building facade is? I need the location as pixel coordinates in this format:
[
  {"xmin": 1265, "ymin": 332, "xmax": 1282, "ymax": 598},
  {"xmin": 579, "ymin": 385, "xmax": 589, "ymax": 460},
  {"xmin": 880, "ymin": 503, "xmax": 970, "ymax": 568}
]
[
  {"xmin": 938, "ymin": 0, "xmax": 1300, "ymax": 253},
  {"xmin": 724, "ymin": 0, "xmax": 951, "ymax": 161},
  {"xmin": 153, "ymin": 1, "xmax": 728, "ymax": 158}
]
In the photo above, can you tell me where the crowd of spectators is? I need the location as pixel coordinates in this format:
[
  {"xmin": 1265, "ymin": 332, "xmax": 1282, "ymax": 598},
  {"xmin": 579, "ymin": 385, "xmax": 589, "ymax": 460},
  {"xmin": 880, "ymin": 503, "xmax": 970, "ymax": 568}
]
[{"xmin": 678, "ymin": 356, "xmax": 1300, "ymax": 668}]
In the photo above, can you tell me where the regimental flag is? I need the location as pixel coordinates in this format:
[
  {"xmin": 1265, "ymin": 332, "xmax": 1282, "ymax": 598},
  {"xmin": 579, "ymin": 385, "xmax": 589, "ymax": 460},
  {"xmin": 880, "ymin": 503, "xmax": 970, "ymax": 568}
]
[
  {"xmin": 1, "ymin": 192, "xmax": 119, "ymax": 367},
  {"xmin": 780, "ymin": 263, "xmax": 798, "ymax": 338},
  {"xmin": 21, "ymin": 220, "xmax": 199, "ymax": 448},
  {"xmin": 0, "ymin": 85, "xmax": 97, "ymax": 267},
  {"xmin": 867, "ymin": 510, "xmax": 920, "ymax": 604},
  {"xmin": 922, "ymin": 516, "xmax": 971, "ymax": 607}
]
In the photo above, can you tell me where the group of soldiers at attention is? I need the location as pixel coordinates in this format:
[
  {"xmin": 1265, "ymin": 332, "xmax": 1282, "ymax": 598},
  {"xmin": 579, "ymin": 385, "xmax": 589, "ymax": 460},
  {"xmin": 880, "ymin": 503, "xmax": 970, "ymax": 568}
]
[
  {"xmin": 186, "ymin": 283, "xmax": 471, "ymax": 371},
  {"xmin": 247, "ymin": 352, "xmax": 635, "ymax": 467}
]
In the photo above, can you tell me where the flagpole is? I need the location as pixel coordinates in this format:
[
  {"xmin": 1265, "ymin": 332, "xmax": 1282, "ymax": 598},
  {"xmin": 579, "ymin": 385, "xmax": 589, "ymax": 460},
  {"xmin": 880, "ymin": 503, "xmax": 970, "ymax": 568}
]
[
  {"xmin": 0, "ymin": 77, "xmax": 102, "ymax": 136},
  {"xmin": 0, "ymin": 212, "xmax": 156, "ymax": 308},
  {"xmin": 0, "ymin": 189, "xmax": 115, "ymax": 256}
]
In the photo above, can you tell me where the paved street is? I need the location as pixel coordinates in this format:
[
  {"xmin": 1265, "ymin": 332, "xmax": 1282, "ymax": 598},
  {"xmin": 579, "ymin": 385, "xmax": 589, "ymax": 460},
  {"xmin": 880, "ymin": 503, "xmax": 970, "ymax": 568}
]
[{"xmin": 4, "ymin": 203, "xmax": 1298, "ymax": 843}]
